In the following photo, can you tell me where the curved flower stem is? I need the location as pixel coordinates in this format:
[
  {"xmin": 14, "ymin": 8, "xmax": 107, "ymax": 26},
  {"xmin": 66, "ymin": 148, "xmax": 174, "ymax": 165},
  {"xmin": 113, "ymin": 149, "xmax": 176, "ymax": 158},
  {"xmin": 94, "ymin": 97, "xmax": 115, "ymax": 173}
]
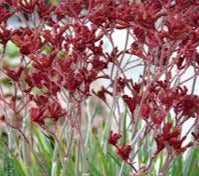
[
  {"xmin": 103, "ymin": 28, "xmax": 130, "ymax": 150},
  {"xmin": 51, "ymin": 119, "xmax": 67, "ymax": 173},
  {"xmin": 191, "ymin": 66, "xmax": 198, "ymax": 94},
  {"xmin": 160, "ymin": 146, "xmax": 173, "ymax": 176}
]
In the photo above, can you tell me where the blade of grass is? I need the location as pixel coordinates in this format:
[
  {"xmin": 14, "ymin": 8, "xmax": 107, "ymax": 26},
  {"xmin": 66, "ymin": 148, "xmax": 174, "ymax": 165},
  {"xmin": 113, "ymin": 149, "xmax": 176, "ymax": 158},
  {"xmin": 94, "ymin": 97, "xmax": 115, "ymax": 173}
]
[{"xmin": 183, "ymin": 148, "xmax": 199, "ymax": 176}]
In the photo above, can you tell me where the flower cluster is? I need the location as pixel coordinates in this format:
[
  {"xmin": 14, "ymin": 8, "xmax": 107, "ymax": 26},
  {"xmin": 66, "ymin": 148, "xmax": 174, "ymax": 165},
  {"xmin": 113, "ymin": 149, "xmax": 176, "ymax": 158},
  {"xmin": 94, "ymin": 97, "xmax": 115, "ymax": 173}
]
[
  {"xmin": 108, "ymin": 131, "xmax": 132, "ymax": 161},
  {"xmin": 140, "ymin": 81, "xmax": 199, "ymax": 125},
  {"xmin": 0, "ymin": 0, "xmax": 199, "ymax": 175},
  {"xmin": 155, "ymin": 123, "xmax": 193, "ymax": 155}
]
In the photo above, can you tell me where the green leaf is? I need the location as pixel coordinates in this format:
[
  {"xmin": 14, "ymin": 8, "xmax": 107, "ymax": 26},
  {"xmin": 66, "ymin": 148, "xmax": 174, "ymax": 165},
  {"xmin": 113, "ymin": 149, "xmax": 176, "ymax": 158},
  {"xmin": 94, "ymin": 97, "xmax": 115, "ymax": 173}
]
[
  {"xmin": 183, "ymin": 148, "xmax": 199, "ymax": 176},
  {"xmin": 11, "ymin": 158, "xmax": 26, "ymax": 176},
  {"xmin": 3, "ymin": 154, "xmax": 14, "ymax": 176},
  {"xmin": 122, "ymin": 108, "xmax": 128, "ymax": 145},
  {"xmin": 107, "ymin": 150, "xmax": 121, "ymax": 167},
  {"xmin": 1, "ymin": 77, "xmax": 13, "ymax": 88},
  {"xmin": 5, "ymin": 41, "xmax": 19, "ymax": 58},
  {"xmin": 169, "ymin": 155, "xmax": 183, "ymax": 176},
  {"xmin": 33, "ymin": 126, "xmax": 54, "ymax": 174}
]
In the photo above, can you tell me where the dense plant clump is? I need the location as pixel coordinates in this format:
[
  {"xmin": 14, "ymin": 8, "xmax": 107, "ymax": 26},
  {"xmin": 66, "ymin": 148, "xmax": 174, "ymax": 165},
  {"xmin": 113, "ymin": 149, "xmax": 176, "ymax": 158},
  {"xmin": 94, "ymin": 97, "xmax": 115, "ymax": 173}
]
[{"xmin": 0, "ymin": 0, "xmax": 199, "ymax": 175}]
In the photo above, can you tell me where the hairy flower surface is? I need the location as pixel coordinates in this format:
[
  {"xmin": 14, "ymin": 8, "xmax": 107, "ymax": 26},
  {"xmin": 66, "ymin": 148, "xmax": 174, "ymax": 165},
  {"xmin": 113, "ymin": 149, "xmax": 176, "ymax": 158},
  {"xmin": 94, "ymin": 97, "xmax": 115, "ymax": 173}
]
[{"xmin": 0, "ymin": 0, "xmax": 199, "ymax": 174}]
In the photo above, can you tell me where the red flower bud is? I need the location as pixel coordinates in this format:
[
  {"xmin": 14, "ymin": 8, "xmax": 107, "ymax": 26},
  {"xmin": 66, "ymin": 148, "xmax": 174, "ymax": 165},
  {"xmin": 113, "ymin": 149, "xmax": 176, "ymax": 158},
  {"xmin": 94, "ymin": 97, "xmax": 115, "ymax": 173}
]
[
  {"xmin": 116, "ymin": 145, "xmax": 132, "ymax": 161},
  {"xmin": 108, "ymin": 131, "xmax": 122, "ymax": 146}
]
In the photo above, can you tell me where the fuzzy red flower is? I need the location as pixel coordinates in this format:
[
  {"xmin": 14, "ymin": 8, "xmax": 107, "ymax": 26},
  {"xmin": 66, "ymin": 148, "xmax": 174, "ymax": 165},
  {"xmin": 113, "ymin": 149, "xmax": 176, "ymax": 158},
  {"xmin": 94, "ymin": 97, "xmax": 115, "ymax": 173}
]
[
  {"xmin": 174, "ymin": 95, "xmax": 199, "ymax": 118},
  {"xmin": 140, "ymin": 102, "xmax": 150, "ymax": 120},
  {"xmin": 30, "ymin": 107, "xmax": 45, "ymax": 126},
  {"xmin": 4, "ymin": 66, "xmax": 23, "ymax": 82},
  {"xmin": 155, "ymin": 123, "xmax": 193, "ymax": 155},
  {"xmin": 116, "ymin": 145, "xmax": 132, "ymax": 161},
  {"xmin": 0, "ymin": 27, "xmax": 11, "ymax": 46},
  {"xmin": 0, "ymin": 6, "xmax": 12, "ymax": 23},
  {"xmin": 122, "ymin": 95, "xmax": 137, "ymax": 121},
  {"xmin": 108, "ymin": 131, "xmax": 121, "ymax": 146}
]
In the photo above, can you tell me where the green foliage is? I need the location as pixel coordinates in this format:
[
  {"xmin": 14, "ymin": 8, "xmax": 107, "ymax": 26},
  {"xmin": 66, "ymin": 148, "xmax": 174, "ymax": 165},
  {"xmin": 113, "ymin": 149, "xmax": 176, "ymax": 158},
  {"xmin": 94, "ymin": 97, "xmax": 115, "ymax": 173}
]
[
  {"xmin": 0, "ymin": 123, "xmax": 133, "ymax": 176},
  {"xmin": 1, "ymin": 77, "xmax": 13, "ymax": 88},
  {"xmin": 183, "ymin": 148, "xmax": 199, "ymax": 176},
  {"xmin": 5, "ymin": 42, "xmax": 19, "ymax": 58},
  {"xmin": 0, "ymin": 96, "xmax": 198, "ymax": 176},
  {"xmin": 0, "ymin": 148, "xmax": 26, "ymax": 176}
]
